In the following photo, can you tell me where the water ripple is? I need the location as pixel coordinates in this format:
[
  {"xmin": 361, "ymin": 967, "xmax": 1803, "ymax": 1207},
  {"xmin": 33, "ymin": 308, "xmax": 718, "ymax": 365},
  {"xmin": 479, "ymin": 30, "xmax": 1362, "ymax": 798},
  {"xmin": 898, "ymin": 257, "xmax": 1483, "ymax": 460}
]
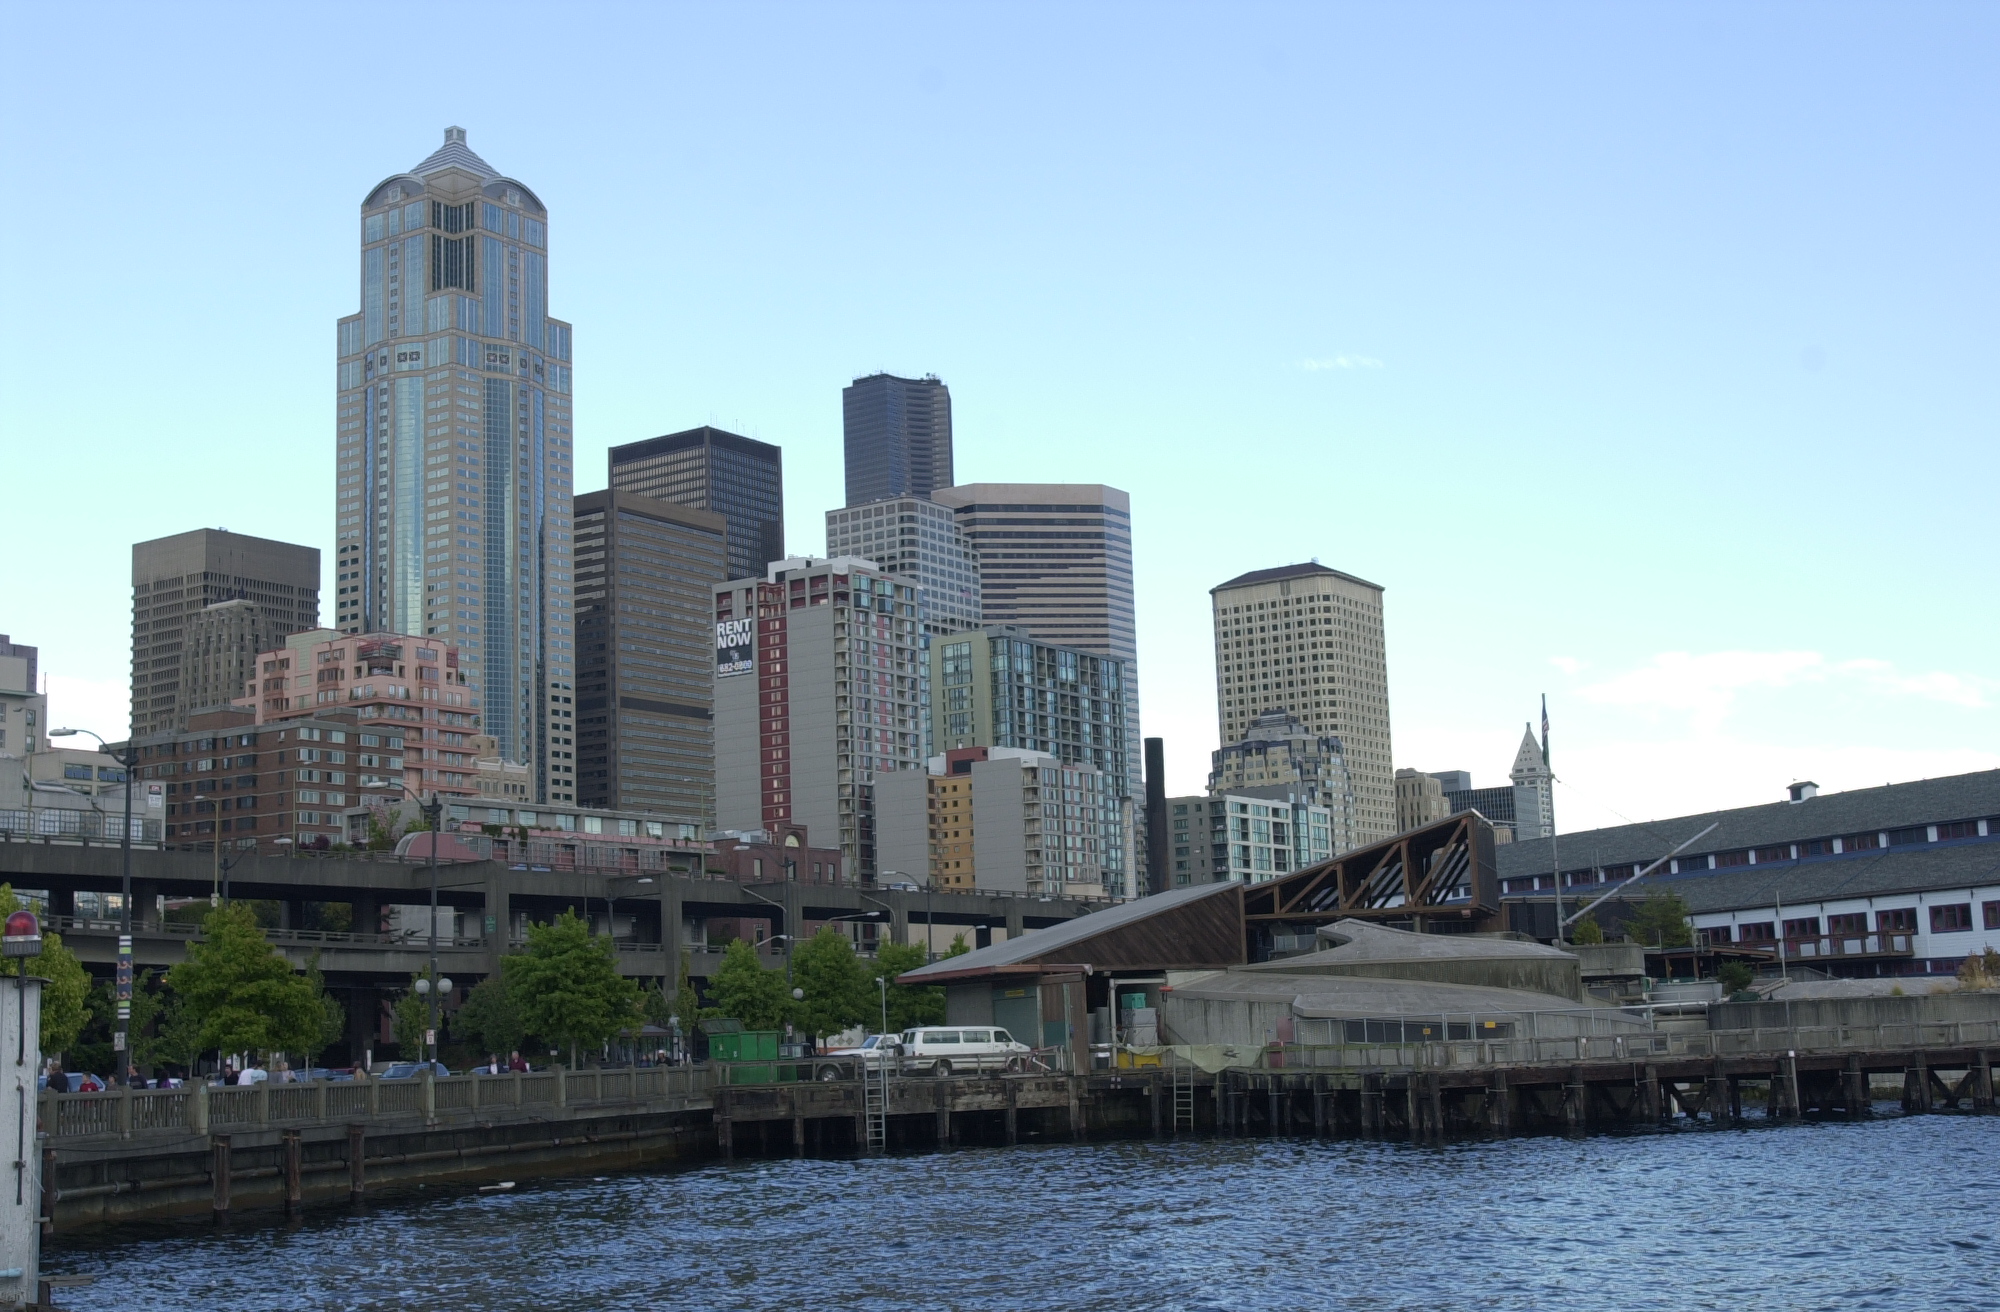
[{"xmin": 46, "ymin": 1116, "xmax": 2000, "ymax": 1311}]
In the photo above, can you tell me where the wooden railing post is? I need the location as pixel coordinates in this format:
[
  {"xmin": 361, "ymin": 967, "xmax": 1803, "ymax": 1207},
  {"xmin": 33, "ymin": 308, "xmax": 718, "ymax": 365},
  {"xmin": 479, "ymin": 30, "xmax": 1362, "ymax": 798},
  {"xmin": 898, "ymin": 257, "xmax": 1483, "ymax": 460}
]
[
  {"xmin": 554, "ymin": 1066, "xmax": 567, "ymax": 1109},
  {"xmin": 189, "ymin": 1080, "xmax": 210, "ymax": 1136},
  {"xmin": 118, "ymin": 1084, "xmax": 133, "ymax": 1139}
]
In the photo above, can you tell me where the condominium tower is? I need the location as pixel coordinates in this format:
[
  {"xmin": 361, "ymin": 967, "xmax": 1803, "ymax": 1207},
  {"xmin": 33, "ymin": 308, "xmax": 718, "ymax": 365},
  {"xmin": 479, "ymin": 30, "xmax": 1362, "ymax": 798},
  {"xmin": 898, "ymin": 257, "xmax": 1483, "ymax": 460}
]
[
  {"xmin": 572, "ymin": 489, "xmax": 729, "ymax": 822},
  {"xmin": 1210, "ymin": 563, "xmax": 1394, "ymax": 845},
  {"xmin": 333, "ymin": 127, "xmax": 577, "ymax": 803},
  {"xmin": 609, "ymin": 427, "xmax": 784, "ymax": 584},
  {"xmin": 131, "ymin": 529, "xmax": 320, "ymax": 737},
  {"xmin": 843, "ymin": 373, "xmax": 953, "ymax": 506},
  {"xmin": 712, "ymin": 558, "xmax": 927, "ymax": 878},
  {"xmin": 931, "ymin": 483, "xmax": 1140, "ymax": 803}
]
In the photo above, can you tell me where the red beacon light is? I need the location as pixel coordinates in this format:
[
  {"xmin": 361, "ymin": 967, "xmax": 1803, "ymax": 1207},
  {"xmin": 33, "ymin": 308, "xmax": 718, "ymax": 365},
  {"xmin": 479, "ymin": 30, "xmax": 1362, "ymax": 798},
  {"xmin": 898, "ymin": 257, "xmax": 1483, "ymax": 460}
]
[{"xmin": 2, "ymin": 911, "xmax": 42, "ymax": 958}]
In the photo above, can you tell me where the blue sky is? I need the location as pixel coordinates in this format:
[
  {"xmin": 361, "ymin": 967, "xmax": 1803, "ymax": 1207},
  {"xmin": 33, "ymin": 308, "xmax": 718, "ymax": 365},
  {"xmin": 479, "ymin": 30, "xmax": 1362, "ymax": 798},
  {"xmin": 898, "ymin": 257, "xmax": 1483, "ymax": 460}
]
[{"xmin": 3, "ymin": 4, "xmax": 1994, "ymax": 831}]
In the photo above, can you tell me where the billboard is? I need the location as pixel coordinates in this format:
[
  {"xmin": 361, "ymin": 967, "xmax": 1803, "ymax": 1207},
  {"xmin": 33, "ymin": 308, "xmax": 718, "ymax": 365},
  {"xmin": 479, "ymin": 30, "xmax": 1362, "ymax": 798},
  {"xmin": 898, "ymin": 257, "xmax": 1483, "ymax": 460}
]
[{"xmin": 715, "ymin": 617, "xmax": 756, "ymax": 678}]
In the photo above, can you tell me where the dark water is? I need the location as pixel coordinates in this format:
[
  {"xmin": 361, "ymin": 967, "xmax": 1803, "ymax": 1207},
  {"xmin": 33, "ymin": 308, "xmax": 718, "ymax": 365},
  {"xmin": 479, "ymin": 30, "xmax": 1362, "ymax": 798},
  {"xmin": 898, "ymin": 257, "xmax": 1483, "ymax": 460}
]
[{"xmin": 52, "ymin": 1116, "xmax": 1999, "ymax": 1311}]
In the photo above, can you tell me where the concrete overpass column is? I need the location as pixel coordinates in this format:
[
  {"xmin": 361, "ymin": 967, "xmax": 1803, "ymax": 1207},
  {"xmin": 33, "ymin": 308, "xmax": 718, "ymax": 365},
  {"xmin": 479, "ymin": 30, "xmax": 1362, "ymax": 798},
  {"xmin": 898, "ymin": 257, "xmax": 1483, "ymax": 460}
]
[
  {"xmin": 483, "ymin": 873, "xmax": 512, "ymax": 976},
  {"xmin": 350, "ymin": 891, "xmax": 380, "ymax": 938},
  {"xmin": 663, "ymin": 880, "xmax": 685, "ymax": 982},
  {"xmin": 1003, "ymin": 903, "xmax": 1024, "ymax": 942},
  {"xmin": 888, "ymin": 901, "xmax": 909, "ymax": 948},
  {"xmin": 130, "ymin": 880, "xmax": 157, "ymax": 931},
  {"xmin": 49, "ymin": 888, "xmax": 74, "ymax": 919}
]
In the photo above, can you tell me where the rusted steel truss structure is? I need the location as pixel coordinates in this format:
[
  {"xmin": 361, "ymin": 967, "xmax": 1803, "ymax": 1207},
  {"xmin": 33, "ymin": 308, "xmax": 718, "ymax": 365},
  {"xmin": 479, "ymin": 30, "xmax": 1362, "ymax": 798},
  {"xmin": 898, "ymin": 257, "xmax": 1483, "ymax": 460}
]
[{"xmin": 1243, "ymin": 811, "xmax": 1501, "ymax": 937}]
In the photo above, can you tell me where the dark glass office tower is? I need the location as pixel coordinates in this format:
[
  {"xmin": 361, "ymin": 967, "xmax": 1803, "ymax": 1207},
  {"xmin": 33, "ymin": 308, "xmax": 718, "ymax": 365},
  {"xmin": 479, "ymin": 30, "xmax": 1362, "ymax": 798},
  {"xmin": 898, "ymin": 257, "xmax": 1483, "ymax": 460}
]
[
  {"xmin": 843, "ymin": 373, "xmax": 953, "ymax": 506},
  {"xmin": 572, "ymin": 490, "xmax": 729, "ymax": 821},
  {"xmin": 608, "ymin": 427, "xmax": 784, "ymax": 583}
]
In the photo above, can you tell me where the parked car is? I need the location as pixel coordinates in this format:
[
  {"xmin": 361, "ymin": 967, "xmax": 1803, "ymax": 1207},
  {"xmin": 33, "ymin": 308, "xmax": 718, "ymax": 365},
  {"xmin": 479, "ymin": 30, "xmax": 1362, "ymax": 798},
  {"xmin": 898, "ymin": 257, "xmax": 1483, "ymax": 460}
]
[
  {"xmin": 300, "ymin": 1068, "xmax": 355, "ymax": 1082},
  {"xmin": 377, "ymin": 1061, "xmax": 451, "ymax": 1079},
  {"xmin": 816, "ymin": 1033, "xmax": 904, "ymax": 1080},
  {"xmin": 899, "ymin": 1027, "xmax": 1031, "ymax": 1076}
]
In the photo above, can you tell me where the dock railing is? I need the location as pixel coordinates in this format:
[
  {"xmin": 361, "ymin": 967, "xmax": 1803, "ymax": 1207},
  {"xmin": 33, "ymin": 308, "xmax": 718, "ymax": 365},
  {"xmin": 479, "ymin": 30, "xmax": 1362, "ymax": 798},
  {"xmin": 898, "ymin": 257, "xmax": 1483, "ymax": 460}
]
[{"xmin": 42, "ymin": 1063, "xmax": 714, "ymax": 1141}]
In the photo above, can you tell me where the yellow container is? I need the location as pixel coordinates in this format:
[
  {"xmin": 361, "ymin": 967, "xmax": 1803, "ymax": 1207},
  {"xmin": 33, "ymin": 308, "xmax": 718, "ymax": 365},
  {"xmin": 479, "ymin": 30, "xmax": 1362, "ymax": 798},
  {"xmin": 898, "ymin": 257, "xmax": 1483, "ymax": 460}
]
[{"xmin": 1115, "ymin": 1048, "xmax": 1162, "ymax": 1068}]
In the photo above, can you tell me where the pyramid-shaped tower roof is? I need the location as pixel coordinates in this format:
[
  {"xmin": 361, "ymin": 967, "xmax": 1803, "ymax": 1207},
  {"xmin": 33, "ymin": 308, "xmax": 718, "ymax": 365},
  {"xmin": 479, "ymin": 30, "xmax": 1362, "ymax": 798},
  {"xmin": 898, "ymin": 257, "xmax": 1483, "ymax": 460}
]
[
  {"xmin": 1509, "ymin": 723, "xmax": 1547, "ymax": 781},
  {"xmin": 411, "ymin": 126, "xmax": 497, "ymax": 180}
]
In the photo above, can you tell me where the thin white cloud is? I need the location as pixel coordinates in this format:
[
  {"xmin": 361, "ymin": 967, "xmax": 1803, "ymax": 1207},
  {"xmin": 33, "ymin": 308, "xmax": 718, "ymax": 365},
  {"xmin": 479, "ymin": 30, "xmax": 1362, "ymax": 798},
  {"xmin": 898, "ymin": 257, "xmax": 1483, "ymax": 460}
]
[
  {"xmin": 1549, "ymin": 656, "xmax": 1585, "ymax": 676},
  {"xmin": 1301, "ymin": 355, "xmax": 1383, "ymax": 371},
  {"xmin": 1576, "ymin": 649, "xmax": 1992, "ymax": 735}
]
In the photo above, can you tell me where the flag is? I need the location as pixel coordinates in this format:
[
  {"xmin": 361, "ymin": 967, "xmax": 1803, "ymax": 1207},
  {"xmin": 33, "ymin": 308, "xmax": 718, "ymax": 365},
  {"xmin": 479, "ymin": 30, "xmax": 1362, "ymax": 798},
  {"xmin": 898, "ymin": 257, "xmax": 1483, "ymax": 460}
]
[{"xmin": 1540, "ymin": 694, "xmax": 1550, "ymax": 769}]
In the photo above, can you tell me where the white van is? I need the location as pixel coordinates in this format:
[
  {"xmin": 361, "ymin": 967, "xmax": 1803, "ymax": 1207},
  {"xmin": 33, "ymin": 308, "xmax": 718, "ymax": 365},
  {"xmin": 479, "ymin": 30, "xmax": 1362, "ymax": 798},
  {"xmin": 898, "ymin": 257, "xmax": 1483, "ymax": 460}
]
[{"xmin": 900, "ymin": 1026, "xmax": 1032, "ymax": 1076}]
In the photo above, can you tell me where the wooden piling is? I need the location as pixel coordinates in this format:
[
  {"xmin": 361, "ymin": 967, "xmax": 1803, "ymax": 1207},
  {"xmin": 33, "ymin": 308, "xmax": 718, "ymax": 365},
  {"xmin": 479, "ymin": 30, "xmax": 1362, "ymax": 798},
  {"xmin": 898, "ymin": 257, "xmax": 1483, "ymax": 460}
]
[
  {"xmin": 1005, "ymin": 1078, "xmax": 1020, "ymax": 1146},
  {"xmin": 1705, "ymin": 1059, "xmax": 1731, "ymax": 1126},
  {"xmin": 1973, "ymin": 1051, "xmax": 1994, "ymax": 1114},
  {"xmin": 210, "ymin": 1135, "xmax": 231, "ymax": 1224},
  {"xmin": 1563, "ymin": 1066, "xmax": 1587, "ymax": 1134},
  {"xmin": 1638, "ymin": 1064, "xmax": 1662, "ymax": 1125},
  {"xmin": 1312, "ymin": 1074, "xmax": 1327, "ymax": 1139},
  {"xmin": 347, "ymin": 1124, "xmax": 366, "ymax": 1205},
  {"xmin": 793, "ymin": 1114, "xmax": 805, "ymax": 1159},
  {"xmin": 936, "ymin": 1078, "xmax": 953, "ymax": 1147},
  {"xmin": 1421, "ymin": 1073, "xmax": 1444, "ymax": 1144},
  {"xmin": 1486, "ymin": 1070, "xmax": 1511, "ymax": 1137},
  {"xmin": 1150, "ymin": 1073, "xmax": 1163, "ymax": 1138},
  {"xmin": 1904, "ymin": 1053, "xmax": 1932, "ymax": 1114},
  {"xmin": 1360, "ymin": 1073, "xmax": 1382, "ymax": 1138},
  {"xmin": 1844, "ymin": 1054, "xmax": 1869, "ymax": 1118},
  {"xmin": 282, "ymin": 1129, "xmax": 302, "ymax": 1216},
  {"xmin": 1267, "ymin": 1077, "xmax": 1282, "ymax": 1137}
]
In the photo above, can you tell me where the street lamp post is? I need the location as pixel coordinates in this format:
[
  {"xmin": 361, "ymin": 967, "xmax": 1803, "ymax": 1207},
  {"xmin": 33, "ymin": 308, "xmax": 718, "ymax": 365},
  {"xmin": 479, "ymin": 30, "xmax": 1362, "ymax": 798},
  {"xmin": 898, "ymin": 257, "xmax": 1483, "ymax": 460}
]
[
  {"xmin": 51, "ymin": 728, "xmax": 137, "ymax": 1081},
  {"xmin": 402, "ymin": 788, "xmax": 446, "ymax": 1063}
]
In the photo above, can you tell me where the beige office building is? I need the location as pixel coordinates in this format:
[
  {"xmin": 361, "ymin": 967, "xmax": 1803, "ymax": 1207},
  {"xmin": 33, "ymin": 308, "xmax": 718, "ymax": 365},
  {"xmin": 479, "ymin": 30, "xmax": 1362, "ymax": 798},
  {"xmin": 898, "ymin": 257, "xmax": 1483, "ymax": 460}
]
[
  {"xmin": 1394, "ymin": 768, "xmax": 1449, "ymax": 834},
  {"xmin": 1210, "ymin": 562, "xmax": 1395, "ymax": 845},
  {"xmin": 131, "ymin": 529, "xmax": 321, "ymax": 737}
]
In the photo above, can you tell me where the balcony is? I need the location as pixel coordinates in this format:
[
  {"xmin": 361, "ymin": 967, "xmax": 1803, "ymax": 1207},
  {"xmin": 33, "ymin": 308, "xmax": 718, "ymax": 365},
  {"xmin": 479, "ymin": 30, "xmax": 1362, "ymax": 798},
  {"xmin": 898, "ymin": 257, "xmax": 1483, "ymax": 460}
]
[{"xmin": 1743, "ymin": 932, "xmax": 1916, "ymax": 962}]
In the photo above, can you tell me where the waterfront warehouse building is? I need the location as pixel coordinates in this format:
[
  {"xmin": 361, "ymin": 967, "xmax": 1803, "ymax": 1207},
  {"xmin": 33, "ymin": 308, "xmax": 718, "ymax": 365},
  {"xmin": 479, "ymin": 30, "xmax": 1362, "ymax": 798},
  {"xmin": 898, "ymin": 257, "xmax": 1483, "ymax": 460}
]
[
  {"xmin": 712, "ymin": 557, "xmax": 927, "ymax": 879},
  {"xmin": 1209, "ymin": 563, "xmax": 1394, "ymax": 845},
  {"xmin": 1499, "ymin": 771, "xmax": 2000, "ymax": 979},
  {"xmin": 609, "ymin": 426, "xmax": 786, "ymax": 587},
  {"xmin": 333, "ymin": 128, "xmax": 577, "ymax": 803},
  {"xmin": 571, "ymin": 489, "xmax": 729, "ymax": 825}
]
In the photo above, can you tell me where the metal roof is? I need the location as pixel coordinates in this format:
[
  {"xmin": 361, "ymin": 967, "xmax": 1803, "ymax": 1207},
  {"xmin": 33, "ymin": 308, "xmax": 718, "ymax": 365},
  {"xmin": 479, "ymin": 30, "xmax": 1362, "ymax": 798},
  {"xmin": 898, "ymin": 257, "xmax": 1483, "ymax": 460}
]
[
  {"xmin": 897, "ymin": 881, "xmax": 1238, "ymax": 980},
  {"xmin": 1499, "ymin": 769, "xmax": 2000, "ymax": 878},
  {"xmin": 1649, "ymin": 839, "xmax": 2000, "ymax": 915},
  {"xmin": 1211, "ymin": 561, "xmax": 1383, "ymax": 594},
  {"xmin": 1241, "ymin": 918, "xmax": 1572, "ymax": 974},
  {"xmin": 1166, "ymin": 968, "xmax": 1592, "ymax": 1019},
  {"xmin": 412, "ymin": 129, "xmax": 497, "ymax": 180}
]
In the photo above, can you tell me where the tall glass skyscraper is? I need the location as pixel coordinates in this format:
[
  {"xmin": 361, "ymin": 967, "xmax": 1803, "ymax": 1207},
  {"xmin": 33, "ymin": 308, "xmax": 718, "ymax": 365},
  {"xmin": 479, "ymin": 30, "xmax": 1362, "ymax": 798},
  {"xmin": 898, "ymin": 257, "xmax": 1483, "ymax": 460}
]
[
  {"xmin": 843, "ymin": 373, "xmax": 953, "ymax": 506},
  {"xmin": 334, "ymin": 128, "xmax": 579, "ymax": 803}
]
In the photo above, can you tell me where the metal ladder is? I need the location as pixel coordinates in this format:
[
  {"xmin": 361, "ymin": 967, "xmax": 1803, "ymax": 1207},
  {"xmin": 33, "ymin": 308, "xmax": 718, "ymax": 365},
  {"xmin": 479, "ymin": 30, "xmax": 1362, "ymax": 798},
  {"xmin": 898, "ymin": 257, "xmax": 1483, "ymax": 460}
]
[
  {"xmin": 864, "ymin": 1060, "xmax": 889, "ymax": 1152},
  {"xmin": 1171, "ymin": 1059, "xmax": 1197, "ymax": 1134}
]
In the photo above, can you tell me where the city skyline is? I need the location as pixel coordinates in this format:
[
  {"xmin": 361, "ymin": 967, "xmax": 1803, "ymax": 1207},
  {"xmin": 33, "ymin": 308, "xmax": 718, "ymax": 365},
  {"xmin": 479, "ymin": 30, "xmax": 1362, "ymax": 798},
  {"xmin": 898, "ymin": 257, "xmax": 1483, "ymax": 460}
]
[{"xmin": 5, "ymin": 10, "xmax": 1996, "ymax": 835}]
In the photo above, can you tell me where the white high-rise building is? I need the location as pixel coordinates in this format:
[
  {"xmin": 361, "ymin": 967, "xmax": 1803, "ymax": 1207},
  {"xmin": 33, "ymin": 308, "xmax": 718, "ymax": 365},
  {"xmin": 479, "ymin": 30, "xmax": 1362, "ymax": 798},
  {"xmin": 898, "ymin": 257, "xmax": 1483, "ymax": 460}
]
[
  {"xmin": 334, "ymin": 128, "xmax": 579, "ymax": 803},
  {"xmin": 1210, "ymin": 563, "xmax": 1395, "ymax": 845},
  {"xmin": 824, "ymin": 496, "xmax": 980, "ymax": 636}
]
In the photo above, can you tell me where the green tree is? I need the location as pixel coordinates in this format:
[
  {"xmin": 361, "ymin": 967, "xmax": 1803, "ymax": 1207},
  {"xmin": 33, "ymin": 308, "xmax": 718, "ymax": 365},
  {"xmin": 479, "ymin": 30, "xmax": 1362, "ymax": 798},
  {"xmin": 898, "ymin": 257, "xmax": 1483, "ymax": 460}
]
[
  {"xmin": 1570, "ymin": 914, "xmax": 1604, "ymax": 945},
  {"xmin": 702, "ymin": 938, "xmax": 788, "ymax": 1030},
  {"xmin": 504, "ymin": 909, "xmax": 641, "ymax": 1066},
  {"xmin": 301, "ymin": 952, "xmax": 346, "ymax": 1069},
  {"xmin": 1718, "ymin": 961, "xmax": 1755, "ymax": 994},
  {"xmin": 790, "ymin": 928, "xmax": 872, "ymax": 1038},
  {"xmin": 874, "ymin": 941, "xmax": 945, "ymax": 1031},
  {"xmin": 164, "ymin": 902, "xmax": 325, "ymax": 1060},
  {"xmin": 945, "ymin": 933, "xmax": 971, "ymax": 958},
  {"xmin": 148, "ymin": 991, "xmax": 205, "ymax": 1073},
  {"xmin": 0, "ymin": 886, "xmax": 92, "ymax": 1055},
  {"xmin": 1623, "ymin": 891, "xmax": 1693, "ymax": 948},
  {"xmin": 671, "ymin": 950, "xmax": 701, "ymax": 1030},
  {"xmin": 455, "ymin": 975, "xmax": 523, "ymax": 1057}
]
